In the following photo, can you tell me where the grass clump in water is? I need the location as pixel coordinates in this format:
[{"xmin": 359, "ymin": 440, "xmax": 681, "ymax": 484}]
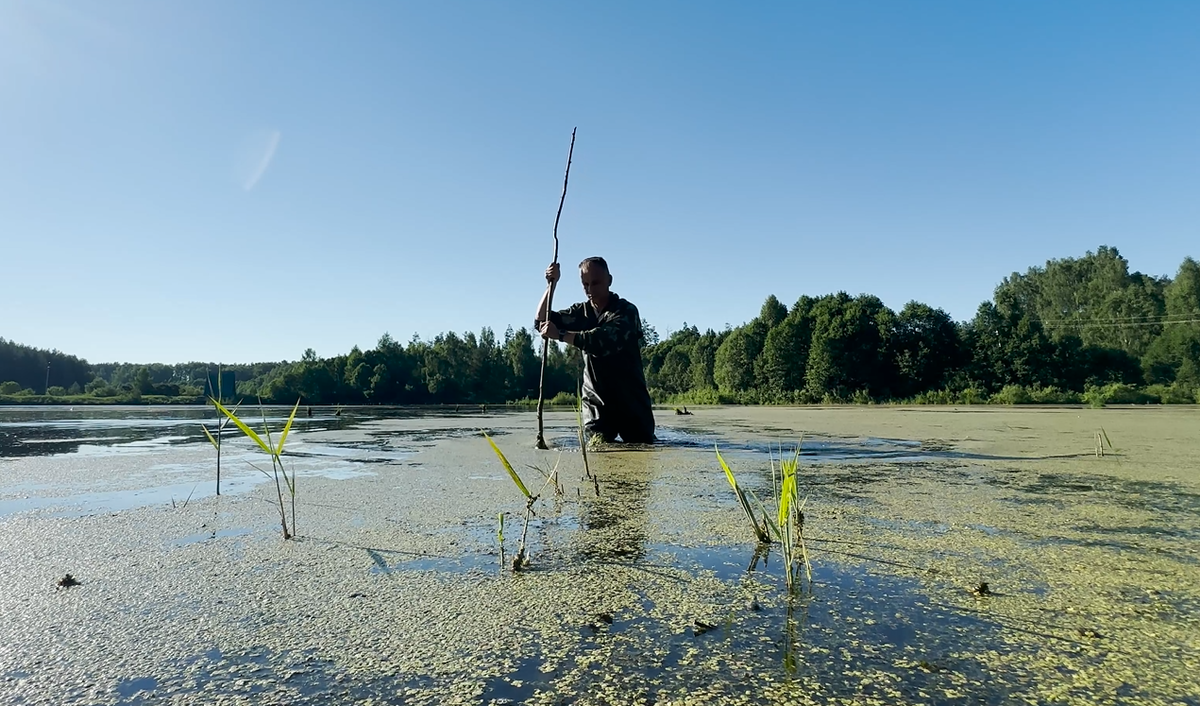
[{"xmin": 716, "ymin": 442, "xmax": 812, "ymax": 591}]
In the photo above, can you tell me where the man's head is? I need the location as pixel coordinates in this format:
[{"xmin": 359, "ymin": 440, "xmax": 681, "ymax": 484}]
[{"xmin": 579, "ymin": 256, "xmax": 613, "ymax": 308}]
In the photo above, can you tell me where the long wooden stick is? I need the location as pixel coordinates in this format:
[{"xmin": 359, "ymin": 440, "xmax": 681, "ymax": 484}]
[{"xmin": 535, "ymin": 127, "xmax": 577, "ymax": 449}]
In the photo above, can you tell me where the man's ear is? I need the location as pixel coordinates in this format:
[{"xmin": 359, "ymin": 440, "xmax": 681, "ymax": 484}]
[{"xmin": 607, "ymin": 273, "xmax": 614, "ymax": 286}]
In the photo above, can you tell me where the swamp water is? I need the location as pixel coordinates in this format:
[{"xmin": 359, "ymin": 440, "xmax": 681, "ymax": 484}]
[{"xmin": 0, "ymin": 405, "xmax": 1197, "ymax": 704}]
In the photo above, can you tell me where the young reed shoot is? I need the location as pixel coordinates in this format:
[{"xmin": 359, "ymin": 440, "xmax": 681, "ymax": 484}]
[
  {"xmin": 771, "ymin": 443, "xmax": 812, "ymax": 589},
  {"xmin": 214, "ymin": 397, "xmax": 302, "ymax": 539},
  {"xmin": 715, "ymin": 446, "xmax": 772, "ymax": 544},
  {"xmin": 497, "ymin": 512, "xmax": 506, "ymax": 567},
  {"xmin": 577, "ymin": 383, "xmax": 593, "ymax": 482},
  {"xmin": 717, "ymin": 441, "xmax": 813, "ymax": 591},
  {"xmin": 200, "ymin": 399, "xmax": 241, "ymax": 495},
  {"xmin": 484, "ymin": 432, "xmax": 538, "ymax": 570},
  {"xmin": 1095, "ymin": 427, "xmax": 1116, "ymax": 458}
]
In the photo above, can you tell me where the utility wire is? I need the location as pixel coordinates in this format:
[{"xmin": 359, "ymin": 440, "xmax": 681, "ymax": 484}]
[
  {"xmin": 1041, "ymin": 318, "xmax": 1200, "ymax": 329},
  {"xmin": 1035, "ymin": 312, "xmax": 1200, "ymax": 325}
]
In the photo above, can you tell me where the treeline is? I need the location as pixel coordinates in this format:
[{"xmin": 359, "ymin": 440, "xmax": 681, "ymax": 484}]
[
  {"xmin": 0, "ymin": 329, "xmax": 584, "ymax": 406},
  {"xmin": 3, "ymin": 246, "xmax": 1199, "ymax": 406},
  {"xmin": 0, "ymin": 338, "xmax": 91, "ymax": 395},
  {"xmin": 233, "ymin": 329, "xmax": 583, "ymax": 404},
  {"xmin": 643, "ymin": 247, "xmax": 1200, "ymax": 405}
]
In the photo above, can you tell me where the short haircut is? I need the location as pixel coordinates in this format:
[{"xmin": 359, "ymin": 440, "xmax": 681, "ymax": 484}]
[{"xmin": 578, "ymin": 256, "xmax": 609, "ymax": 273}]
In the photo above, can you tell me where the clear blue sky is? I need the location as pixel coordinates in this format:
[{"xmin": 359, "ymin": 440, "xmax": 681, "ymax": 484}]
[{"xmin": 3, "ymin": 1, "xmax": 1198, "ymax": 364}]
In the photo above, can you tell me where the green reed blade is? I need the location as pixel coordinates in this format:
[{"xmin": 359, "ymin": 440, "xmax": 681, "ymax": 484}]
[
  {"xmin": 717, "ymin": 446, "xmax": 771, "ymax": 543},
  {"xmin": 276, "ymin": 398, "xmax": 302, "ymax": 457},
  {"xmin": 485, "ymin": 433, "xmax": 532, "ymax": 498},
  {"xmin": 201, "ymin": 425, "xmax": 219, "ymax": 450},
  {"xmin": 212, "ymin": 398, "xmax": 273, "ymax": 455}
]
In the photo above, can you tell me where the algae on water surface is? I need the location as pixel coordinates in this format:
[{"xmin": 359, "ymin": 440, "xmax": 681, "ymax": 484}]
[{"xmin": 0, "ymin": 406, "xmax": 1197, "ymax": 704}]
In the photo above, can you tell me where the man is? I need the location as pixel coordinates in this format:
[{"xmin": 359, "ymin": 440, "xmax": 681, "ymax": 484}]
[{"xmin": 535, "ymin": 257, "xmax": 656, "ymax": 444}]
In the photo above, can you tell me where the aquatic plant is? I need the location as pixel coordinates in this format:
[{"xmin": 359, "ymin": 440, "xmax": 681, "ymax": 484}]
[
  {"xmin": 200, "ymin": 395, "xmax": 241, "ymax": 496},
  {"xmin": 1095, "ymin": 427, "xmax": 1115, "ymax": 457},
  {"xmin": 716, "ymin": 442, "xmax": 812, "ymax": 591},
  {"xmin": 715, "ymin": 447, "xmax": 772, "ymax": 544},
  {"xmin": 214, "ymin": 398, "xmax": 302, "ymax": 539},
  {"xmin": 770, "ymin": 444, "xmax": 812, "ymax": 589},
  {"xmin": 577, "ymin": 382, "xmax": 594, "ymax": 484},
  {"xmin": 485, "ymin": 433, "xmax": 538, "ymax": 570},
  {"xmin": 527, "ymin": 456, "xmax": 566, "ymax": 501},
  {"xmin": 497, "ymin": 512, "xmax": 506, "ymax": 567}
]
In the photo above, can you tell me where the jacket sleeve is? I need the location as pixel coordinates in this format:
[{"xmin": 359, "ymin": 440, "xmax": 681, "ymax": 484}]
[
  {"xmin": 546, "ymin": 302, "xmax": 587, "ymax": 331},
  {"xmin": 572, "ymin": 304, "xmax": 642, "ymax": 356}
]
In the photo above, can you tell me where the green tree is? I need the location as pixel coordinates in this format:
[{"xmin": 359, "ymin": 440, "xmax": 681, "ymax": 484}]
[
  {"xmin": 995, "ymin": 246, "xmax": 1166, "ymax": 358},
  {"xmin": 133, "ymin": 367, "xmax": 154, "ymax": 395},
  {"xmin": 657, "ymin": 347, "xmax": 693, "ymax": 395},
  {"xmin": 1141, "ymin": 257, "xmax": 1200, "ymax": 386},
  {"xmin": 714, "ymin": 322, "xmax": 768, "ymax": 394},
  {"xmin": 757, "ymin": 296, "xmax": 817, "ymax": 395},
  {"xmin": 503, "ymin": 327, "xmax": 539, "ymax": 400},
  {"xmin": 891, "ymin": 301, "xmax": 962, "ymax": 397},
  {"xmin": 689, "ymin": 330, "xmax": 722, "ymax": 391},
  {"xmin": 965, "ymin": 301, "xmax": 1060, "ymax": 391},
  {"xmin": 804, "ymin": 294, "xmax": 895, "ymax": 400},
  {"xmin": 759, "ymin": 295, "xmax": 788, "ymax": 329}
]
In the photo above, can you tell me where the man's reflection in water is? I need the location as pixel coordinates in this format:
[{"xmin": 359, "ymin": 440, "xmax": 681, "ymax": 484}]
[{"xmin": 572, "ymin": 449, "xmax": 654, "ymax": 563}]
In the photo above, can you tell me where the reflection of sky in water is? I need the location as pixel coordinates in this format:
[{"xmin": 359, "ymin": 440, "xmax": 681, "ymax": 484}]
[
  {"xmin": 0, "ymin": 408, "xmax": 419, "ymax": 517},
  {"xmin": 0, "ymin": 407, "xmax": 934, "ymax": 518},
  {"xmin": 559, "ymin": 425, "xmax": 929, "ymax": 462}
]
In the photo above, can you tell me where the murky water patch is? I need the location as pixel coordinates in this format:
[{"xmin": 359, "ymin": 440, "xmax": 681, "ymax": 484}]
[
  {"xmin": 0, "ymin": 478, "xmax": 262, "ymax": 518},
  {"xmin": 89, "ymin": 646, "xmax": 424, "ymax": 705},
  {"xmin": 461, "ymin": 544, "xmax": 1031, "ymax": 704}
]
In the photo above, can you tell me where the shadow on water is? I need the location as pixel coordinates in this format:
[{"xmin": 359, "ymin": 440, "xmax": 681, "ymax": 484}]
[
  {"xmin": 102, "ymin": 646, "xmax": 428, "ymax": 706},
  {"xmin": 365, "ymin": 546, "xmax": 499, "ymax": 574}
]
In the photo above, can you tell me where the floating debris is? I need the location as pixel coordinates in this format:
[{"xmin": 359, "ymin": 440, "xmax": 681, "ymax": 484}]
[{"xmin": 692, "ymin": 619, "xmax": 717, "ymax": 636}]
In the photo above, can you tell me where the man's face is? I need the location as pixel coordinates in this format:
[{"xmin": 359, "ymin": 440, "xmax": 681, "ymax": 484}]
[{"xmin": 580, "ymin": 264, "xmax": 613, "ymax": 306}]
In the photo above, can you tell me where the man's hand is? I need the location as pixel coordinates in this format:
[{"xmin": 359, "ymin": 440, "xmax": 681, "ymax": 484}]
[
  {"xmin": 538, "ymin": 320, "xmax": 561, "ymax": 341},
  {"xmin": 545, "ymin": 263, "xmax": 560, "ymax": 285}
]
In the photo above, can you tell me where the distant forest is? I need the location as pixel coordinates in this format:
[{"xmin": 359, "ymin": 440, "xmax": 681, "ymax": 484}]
[{"xmin": 3, "ymin": 246, "xmax": 1199, "ymax": 406}]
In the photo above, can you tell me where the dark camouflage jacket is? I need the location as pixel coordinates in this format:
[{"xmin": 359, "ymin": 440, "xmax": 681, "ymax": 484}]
[{"xmin": 546, "ymin": 293, "xmax": 656, "ymax": 443}]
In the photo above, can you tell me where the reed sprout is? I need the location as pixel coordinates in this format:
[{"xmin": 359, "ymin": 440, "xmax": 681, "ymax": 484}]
[
  {"xmin": 576, "ymin": 383, "xmax": 598, "ymax": 496},
  {"xmin": 716, "ymin": 447, "xmax": 772, "ymax": 544},
  {"xmin": 770, "ymin": 444, "xmax": 812, "ymax": 589},
  {"xmin": 716, "ymin": 441, "xmax": 812, "ymax": 591},
  {"xmin": 1095, "ymin": 427, "xmax": 1115, "ymax": 457},
  {"xmin": 485, "ymin": 433, "xmax": 539, "ymax": 570},
  {"xmin": 497, "ymin": 512, "xmax": 506, "ymax": 567},
  {"xmin": 200, "ymin": 396, "xmax": 241, "ymax": 496},
  {"xmin": 214, "ymin": 397, "xmax": 302, "ymax": 539}
]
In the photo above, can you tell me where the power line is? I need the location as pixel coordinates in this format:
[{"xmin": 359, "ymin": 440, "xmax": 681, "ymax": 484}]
[
  {"xmin": 1036, "ymin": 312, "xmax": 1200, "ymax": 326},
  {"xmin": 1041, "ymin": 319, "xmax": 1200, "ymax": 331}
]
